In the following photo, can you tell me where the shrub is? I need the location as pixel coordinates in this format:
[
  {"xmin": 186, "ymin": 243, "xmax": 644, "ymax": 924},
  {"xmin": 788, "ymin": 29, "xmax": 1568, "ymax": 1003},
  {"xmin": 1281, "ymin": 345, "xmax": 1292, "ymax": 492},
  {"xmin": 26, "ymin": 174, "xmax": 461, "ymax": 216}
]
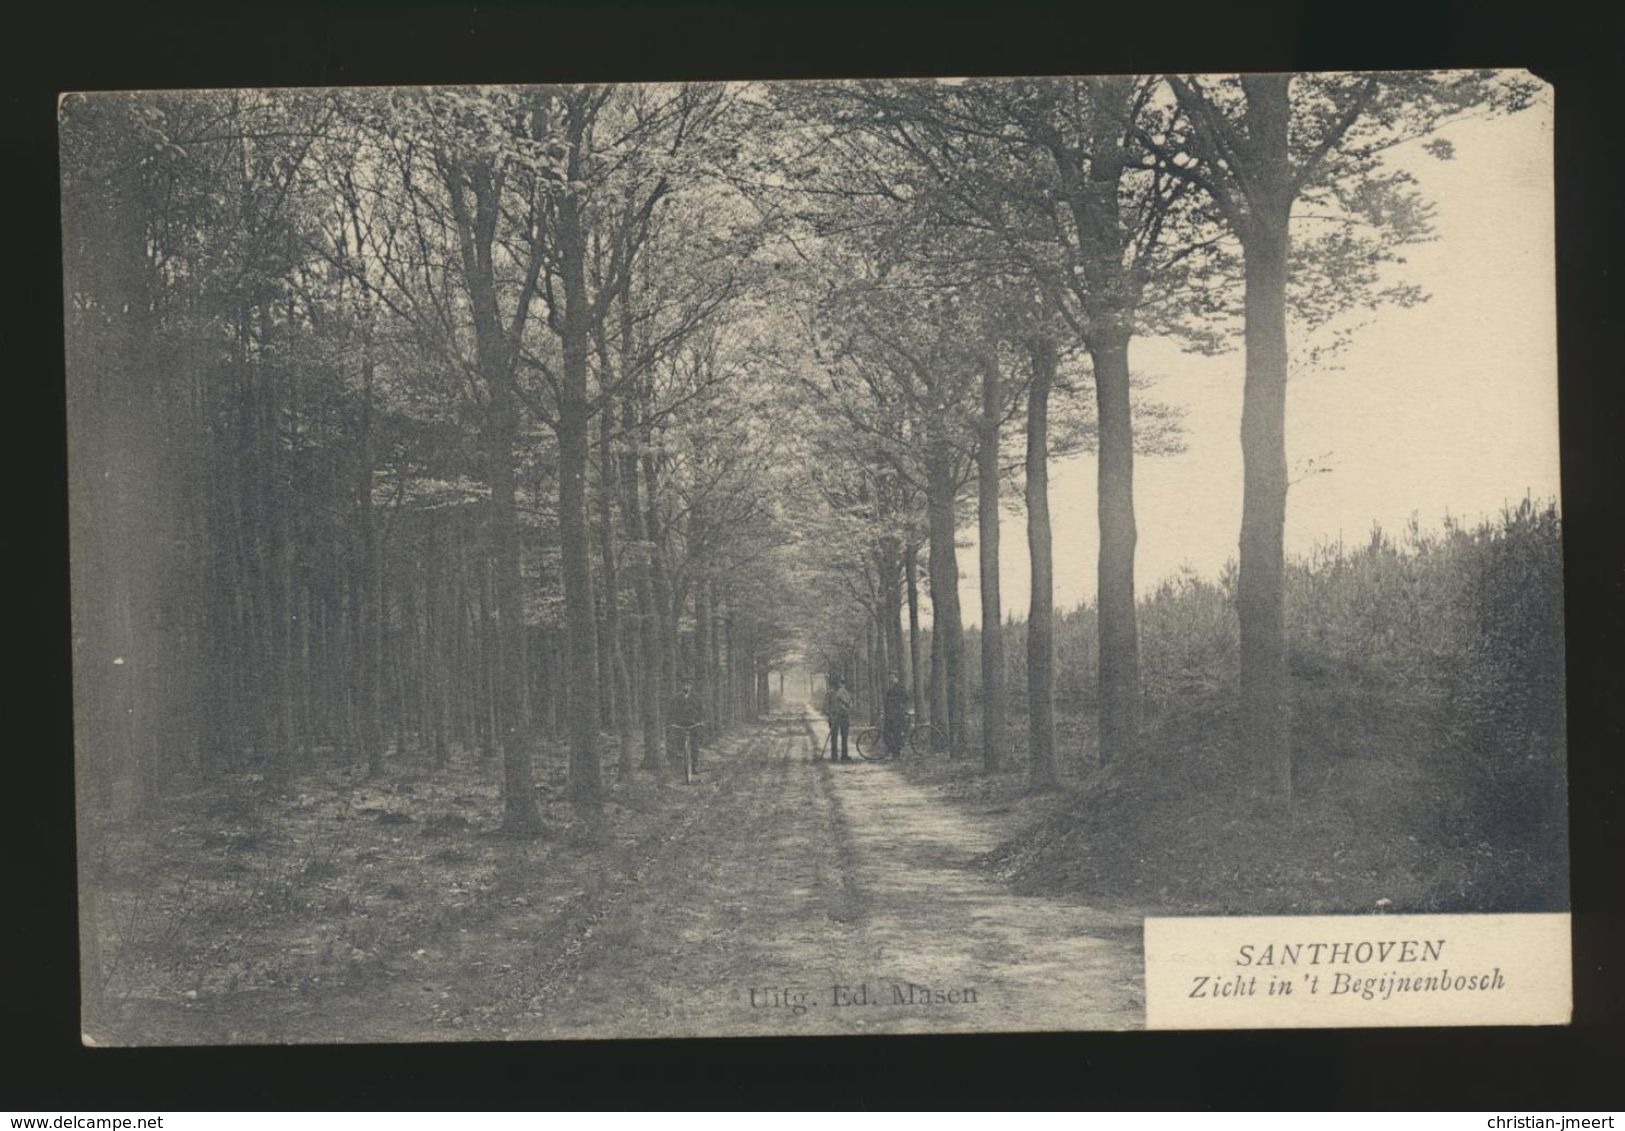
[{"xmin": 967, "ymin": 500, "xmax": 1566, "ymax": 828}]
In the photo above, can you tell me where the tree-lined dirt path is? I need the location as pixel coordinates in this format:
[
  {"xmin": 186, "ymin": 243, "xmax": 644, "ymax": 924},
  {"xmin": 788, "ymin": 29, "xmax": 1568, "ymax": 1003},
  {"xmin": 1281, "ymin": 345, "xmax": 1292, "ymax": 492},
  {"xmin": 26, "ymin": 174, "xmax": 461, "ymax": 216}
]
[
  {"xmin": 498, "ymin": 710, "xmax": 1145, "ymax": 1039},
  {"xmin": 124, "ymin": 711, "xmax": 1144, "ymax": 1043},
  {"xmin": 827, "ymin": 746, "xmax": 1145, "ymax": 1034}
]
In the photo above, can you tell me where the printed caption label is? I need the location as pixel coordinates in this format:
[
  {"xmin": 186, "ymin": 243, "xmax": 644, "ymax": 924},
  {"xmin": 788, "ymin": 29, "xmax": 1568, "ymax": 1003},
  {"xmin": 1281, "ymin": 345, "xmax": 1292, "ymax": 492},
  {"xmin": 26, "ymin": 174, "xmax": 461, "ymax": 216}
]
[{"xmin": 1143, "ymin": 912, "xmax": 1571, "ymax": 1029}]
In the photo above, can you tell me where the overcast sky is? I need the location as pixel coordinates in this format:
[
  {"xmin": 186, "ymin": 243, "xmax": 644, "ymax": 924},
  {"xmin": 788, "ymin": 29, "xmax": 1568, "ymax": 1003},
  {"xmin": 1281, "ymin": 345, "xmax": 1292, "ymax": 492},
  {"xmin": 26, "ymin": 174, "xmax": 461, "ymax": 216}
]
[{"xmin": 956, "ymin": 89, "xmax": 1558, "ymax": 627}]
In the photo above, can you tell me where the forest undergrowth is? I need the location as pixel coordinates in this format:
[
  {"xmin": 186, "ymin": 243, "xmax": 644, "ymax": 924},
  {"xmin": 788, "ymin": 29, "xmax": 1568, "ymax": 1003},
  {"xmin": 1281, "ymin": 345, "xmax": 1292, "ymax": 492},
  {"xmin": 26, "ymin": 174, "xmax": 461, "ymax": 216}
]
[
  {"xmin": 914, "ymin": 501, "xmax": 1569, "ymax": 916},
  {"xmin": 81, "ymin": 734, "xmax": 708, "ymax": 1044}
]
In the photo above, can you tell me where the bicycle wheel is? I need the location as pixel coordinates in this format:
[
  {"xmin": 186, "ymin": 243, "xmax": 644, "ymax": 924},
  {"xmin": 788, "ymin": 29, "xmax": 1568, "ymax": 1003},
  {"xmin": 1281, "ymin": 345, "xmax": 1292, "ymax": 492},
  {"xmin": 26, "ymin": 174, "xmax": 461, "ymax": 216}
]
[
  {"xmin": 908, "ymin": 722, "xmax": 946, "ymax": 757},
  {"xmin": 855, "ymin": 726, "xmax": 885, "ymax": 761}
]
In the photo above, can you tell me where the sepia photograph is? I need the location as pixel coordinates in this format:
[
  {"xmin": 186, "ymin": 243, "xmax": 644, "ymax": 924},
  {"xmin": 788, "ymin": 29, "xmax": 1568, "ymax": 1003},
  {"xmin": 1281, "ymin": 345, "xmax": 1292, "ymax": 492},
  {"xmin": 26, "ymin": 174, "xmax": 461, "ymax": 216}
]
[{"xmin": 61, "ymin": 70, "xmax": 1569, "ymax": 1046}]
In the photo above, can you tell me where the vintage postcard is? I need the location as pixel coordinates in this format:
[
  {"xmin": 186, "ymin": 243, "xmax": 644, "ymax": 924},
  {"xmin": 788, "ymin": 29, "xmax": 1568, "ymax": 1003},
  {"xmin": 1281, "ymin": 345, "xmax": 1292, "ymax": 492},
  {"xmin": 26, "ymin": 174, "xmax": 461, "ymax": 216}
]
[{"xmin": 63, "ymin": 71, "xmax": 1567, "ymax": 1044}]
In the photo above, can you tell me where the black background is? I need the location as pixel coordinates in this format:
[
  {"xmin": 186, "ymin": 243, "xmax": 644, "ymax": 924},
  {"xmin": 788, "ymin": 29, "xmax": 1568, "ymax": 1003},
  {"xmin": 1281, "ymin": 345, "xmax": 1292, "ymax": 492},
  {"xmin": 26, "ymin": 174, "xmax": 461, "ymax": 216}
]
[{"xmin": 6, "ymin": 0, "xmax": 1621, "ymax": 1110}]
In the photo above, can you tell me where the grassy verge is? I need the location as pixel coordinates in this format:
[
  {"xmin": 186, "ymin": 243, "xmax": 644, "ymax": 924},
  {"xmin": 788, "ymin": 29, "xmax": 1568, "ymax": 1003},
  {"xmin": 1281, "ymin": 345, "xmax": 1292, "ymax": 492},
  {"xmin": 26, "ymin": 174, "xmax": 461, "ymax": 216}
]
[
  {"xmin": 79, "ymin": 732, "xmax": 734, "ymax": 1044},
  {"xmin": 894, "ymin": 682, "xmax": 1567, "ymax": 917}
]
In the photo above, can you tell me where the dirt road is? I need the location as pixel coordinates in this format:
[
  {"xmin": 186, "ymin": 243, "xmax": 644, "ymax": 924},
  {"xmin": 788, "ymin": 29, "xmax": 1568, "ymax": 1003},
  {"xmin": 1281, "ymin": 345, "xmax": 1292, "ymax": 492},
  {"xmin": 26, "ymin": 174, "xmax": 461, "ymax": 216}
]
[
  {"xmin": 494, "ymin": 711, "xmax": 1145, "ymax": 1039},
  {"xmin": 133, "ymin": 712, "xmax": 1144, "ymax": 1043}
]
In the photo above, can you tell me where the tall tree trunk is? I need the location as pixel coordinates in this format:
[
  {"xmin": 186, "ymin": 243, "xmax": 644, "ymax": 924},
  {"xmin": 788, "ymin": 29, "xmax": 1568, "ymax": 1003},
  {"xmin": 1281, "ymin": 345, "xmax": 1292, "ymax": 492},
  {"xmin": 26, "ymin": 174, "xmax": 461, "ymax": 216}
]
[
  {"xmin": 868, "ymin": 615, "xmax": 884, "ymax": 726},
  {"xmin": 488, "ymin": 384, "xmax": 543, "ymax": 831},
  {"xmin": 644, "ymin": 450, "xmax": 678, "ymax": 747},
  {"xmin": 1209, "ymin": 73, "xmax": 1297, "ymax": 807},
  {"xmin": 426, "ymin": 523, "xmax": 451, "ymax": 766},
  {"xmin": 1164, "ymin": 72, "xmax": 1297, "ymax": 806},
  {"xmin": 597, "ymin": 402, "xmax": 636, "ymax": 778},
  {"xmin": 555, "ymin": 105, "xmax": 605, "ymax": 808},
  {"xmin": 623, "ymin": 398, "xmax": 664, "ymax": 770},
  {"xmin": 978, "ymin": 356, "xmax": 1006, "ymax": 772},
  {"xmin": 547, "ymin": 636, "xmax": 564, "ymax": 738},
  {"xmin": 926, "ymin": 454, "xmax": 966, "ymax": 755},
  {"xmin": 1091, "ymin": 334, "xmax": 1139, "ymax": 766},
  {"xmin": 72, "ymin": 161, "xmax": 159, "ymax": 826},
  {"xmin": 558, "ymin": 399, "xmax": 601, "ymax": 790},
  {"xmin": 725, "ymin": 609, "xmax": 738, "ymax": 723},
  {"xmin": 884, "ymin": 543, "xmax": 905, "ymax": 691},
  {"xmin": 399, "ymin": 563, "xmax": 422, "ymax": 754},
  {"xmin": 357, "ymin": 353, "xmax": 384, "ymax": 777},
  {"xmin": 654, "ymin": 461, "xmax": 683, "ymax": 710},
  {"xmin": 707, "ymin": 584, "xmax": 724, "ymax": 728},
  {"xmin": 1238, "ymin": 213, "xmax": 1294, "ymax": 805},
  {"xmin": 391, "ymin": 578, "xmax": 409, "ymax": 755},
  {"xmin": 473, "ymin": 548, "xmax": 496, "ymax": 764},
  {"xmin": 455, "ymin": 520, "xmax": 476, "ymax": 754},
  {"xmin": 557, "ymin": 402, "xmax": 601, "ymax": 805},
  {"xmin": 295, "ymin": 573, "xmax": 314, "ymax": 766},
  {"xmin": 445, "ymin": 155, "xmax": 542, "ymax": 829},
  {"xmin": 906, "ymin": 542, "xmax": 924, "ymax": 721},
  {"xmin": 1042, "ymin": 75, "xmax": 1143, "ymax": 769},
  {"xmin": 284, "ymin": 330, "xmax": 312, "ymax": 769},
  {"xmin": 1026, "ymin": 338, "xmax": 1059, "ymax": 790},
  {"xmin": 204, "ymin": 414, "xmax": 242, "ymax": 778},
  {"xmin": 694, "ymin": 557, "xmax": 713, "ymax": 732},
  {"xmin": 259, "ymin": 321, "xmax": 294, "ymax": 791}
]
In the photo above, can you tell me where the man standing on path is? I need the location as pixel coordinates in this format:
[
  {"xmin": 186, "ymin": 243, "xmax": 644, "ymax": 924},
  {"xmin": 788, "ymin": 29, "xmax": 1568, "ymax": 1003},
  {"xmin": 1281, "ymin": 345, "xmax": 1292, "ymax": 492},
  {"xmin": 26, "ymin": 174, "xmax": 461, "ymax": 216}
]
[
  {"xmin": 883, "ymin": 673, "xmax": 910, "ymax": 758},
  {"xmin": 824, "ymin": 675, "xmax": 854, "ymax": 762},
  {"xmin": 670, "ymin": 679, "xmax": 705, "ymax": 773}
]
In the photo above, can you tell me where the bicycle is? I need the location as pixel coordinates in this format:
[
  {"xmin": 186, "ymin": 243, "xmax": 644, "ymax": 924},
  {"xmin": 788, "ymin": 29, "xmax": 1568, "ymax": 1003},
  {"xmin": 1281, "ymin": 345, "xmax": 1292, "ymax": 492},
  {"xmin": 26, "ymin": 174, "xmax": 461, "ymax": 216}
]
[
  {"xmin": 855, "ymin": 711, "xmax": 945, "ymax": 761},
  {"xmin": 668, "ymin": 722, "xmax": 704, "ymax": 784}
]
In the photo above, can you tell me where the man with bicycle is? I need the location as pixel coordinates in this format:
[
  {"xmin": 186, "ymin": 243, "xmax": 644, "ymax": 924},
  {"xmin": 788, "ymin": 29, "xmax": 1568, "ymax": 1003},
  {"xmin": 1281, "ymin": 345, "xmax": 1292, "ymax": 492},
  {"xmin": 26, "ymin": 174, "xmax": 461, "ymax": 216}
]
[{"xmin": 824, "ymin": 675, "xmax": 855, "ymax": 762}]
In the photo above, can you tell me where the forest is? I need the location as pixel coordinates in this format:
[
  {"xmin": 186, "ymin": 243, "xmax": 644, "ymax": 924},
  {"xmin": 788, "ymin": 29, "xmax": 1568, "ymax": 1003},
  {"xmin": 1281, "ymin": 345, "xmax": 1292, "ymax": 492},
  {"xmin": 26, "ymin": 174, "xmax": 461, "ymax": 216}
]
[{"xmin": 63, "ymin": 73, "xmax": 1566, "ymax": 1043}]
